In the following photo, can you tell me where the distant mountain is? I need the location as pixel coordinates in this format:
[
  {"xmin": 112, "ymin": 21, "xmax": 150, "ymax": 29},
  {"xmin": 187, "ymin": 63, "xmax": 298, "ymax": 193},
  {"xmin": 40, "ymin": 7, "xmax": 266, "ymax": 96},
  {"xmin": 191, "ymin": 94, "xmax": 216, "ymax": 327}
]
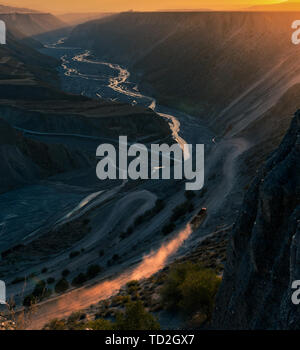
[
  {"xmin": 66, "ymin": 12, "xmax": 300, "ymax": 135},
  {"xmin": 0, "ymin": 3, "xmax": 37, "ymax": 13},
  {"xmin": 57, "ymin": 12, "xmax": 113, "ymax": 25},
  {"xmin": 0, "ymin": 13, "xmax": 67, "ymax": 37},
  {"xmin": 247, "ymin": 1, "xmax": 300, "ymax": 11},
  {"xmin": 157, "ymin": 9, "xmax": 212, "ymax": 12}
]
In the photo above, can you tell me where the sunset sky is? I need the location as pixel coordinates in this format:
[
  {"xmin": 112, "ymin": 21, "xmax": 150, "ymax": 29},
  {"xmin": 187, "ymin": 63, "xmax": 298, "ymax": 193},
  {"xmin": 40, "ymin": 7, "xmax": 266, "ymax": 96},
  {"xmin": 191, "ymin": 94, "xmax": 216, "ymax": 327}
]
[{"xmin": 1, "ymin": 0, "xmax": 289, "ymax": 13}]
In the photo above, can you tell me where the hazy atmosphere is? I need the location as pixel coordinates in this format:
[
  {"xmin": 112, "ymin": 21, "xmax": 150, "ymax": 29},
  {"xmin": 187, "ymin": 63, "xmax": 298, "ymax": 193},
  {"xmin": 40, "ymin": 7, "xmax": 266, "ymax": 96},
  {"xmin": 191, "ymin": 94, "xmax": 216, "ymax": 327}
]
[
  {"xmin": 0, "ymin": 0, "xmax": 287, "ymax": 12},
  {"xmin": 0, "ymin": 0, "xmax": 299, "ymax": 334}
]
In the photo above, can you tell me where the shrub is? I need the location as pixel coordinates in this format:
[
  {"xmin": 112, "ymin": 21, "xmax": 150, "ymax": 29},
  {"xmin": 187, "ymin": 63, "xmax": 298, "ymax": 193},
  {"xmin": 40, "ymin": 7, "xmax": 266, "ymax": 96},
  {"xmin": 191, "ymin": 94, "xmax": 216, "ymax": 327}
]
[
  {"xmin": 85, "ymin": 319, "xmax": 114, "ymax": 330},
  {"xmin": 120, "ymin": 227, "xmax": 133, "ymax": 239},
  {"xmin": 32, "ymin": 280, "xmax": 46, "ymax": 298},
  {"xmin": 45, "ymin": 319, "xmax": 67, "ymax": 330},
  {"xmin": 72, "ymin": 273, "xmax": 87, "ymax": 287},
  {"xmin": 115, "ymin": 301, "xmax": 160, "ymax": 330},
  {"xmin": 86, "ymin": 265, "xmax": 101, "ymax": 279},
  {"xmin": 55, "ymin": 279, "xmax": 69, "ymax": 293},
  {"xmin": 112, "ymin": 295, "xmax": 131, "ymax": 306},
  {"xmin": 160, "ymin": 262, "xmax": 221, "ymax": 321},
  {"xmin": 112, "ymin": 254, "xmax": 119, "ymax": 261},
  {"xmin": 23, "ymin": 294, "xmax": 36, "ymax": 307},
  {"xmin": 67, "ymin": 312, "xmax": 86, "ymax": 325},
  {"xmin": 47, "ymin": 277, "xmax": 55, "ymax": 284},
  {"xmin": 179, "ymin": 269, "xmax": 221, "ymax": 319},
  {"xmin": 62, "ymin": 269, "xmax": 70, "ymax": 278},
  {"xmin": 170, "ymin": 201, "xmax": 190, "ymax": 221},
  {"xmin": 23, "ymin": 280, "xmax": 52, "ymax": 306}
]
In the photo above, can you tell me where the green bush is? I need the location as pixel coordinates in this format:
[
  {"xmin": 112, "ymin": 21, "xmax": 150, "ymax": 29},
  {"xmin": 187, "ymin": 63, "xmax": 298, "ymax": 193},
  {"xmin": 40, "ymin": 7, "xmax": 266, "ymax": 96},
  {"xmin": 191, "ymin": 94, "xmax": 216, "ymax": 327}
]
[
  {"xmin": 45, "ymin": 319, "xmax": 67, "ymax": 330},
  {"xmin": 160, "ymin": 262, "xmax": 221, "ymax": 321},
  {"xmin": 179, "ymin": 269, "xmax": 221, "ymax": 319},
  {"xmin": 67, "ymin": 312, "xmax": 86, "ymax": 325},
  {"xmin": 115, "ymin": 301, "xmax": 160, "ymax": 330},
  {"xmin": 55, "ymin": 279, "xmax": 69, "ymax": 293},
  {"xmin": 85, "ymin": 319, "xmax": 114, "ymax": 330}
]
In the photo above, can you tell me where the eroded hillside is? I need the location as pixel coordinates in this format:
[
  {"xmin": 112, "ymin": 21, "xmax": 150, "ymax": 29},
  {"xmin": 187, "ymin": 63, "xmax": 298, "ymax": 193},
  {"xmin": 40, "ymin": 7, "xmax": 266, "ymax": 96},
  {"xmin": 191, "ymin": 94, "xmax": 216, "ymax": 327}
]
[{"xmin": 213, "ymin": 110, "xmax": 300, "ymax": 329}]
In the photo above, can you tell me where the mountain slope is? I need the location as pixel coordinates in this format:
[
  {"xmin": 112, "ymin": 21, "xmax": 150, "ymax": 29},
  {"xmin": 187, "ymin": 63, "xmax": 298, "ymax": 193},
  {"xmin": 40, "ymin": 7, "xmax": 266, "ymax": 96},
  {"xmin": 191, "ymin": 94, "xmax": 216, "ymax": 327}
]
[
  {"xmin": 248, "ymin": 1, "xmax": 300, "ymax": 11},
  {"xmin": 57, "ymin": 12, "xmax": 113, "ymax": 25},
  {"xmin": 0, "ymin": 17, "xmax": 171, "ymax": 193},
  {"xmin": 213, "ymin": 110, "xmax": 300, "ymax": 329},
  {"xmin": 0, "ymin": 12, "xmax": 66, "ymax": 38},
  {"xmin": 66, "ymin": 12, "xmax": 300, "ymax": 136},
  {"xmin": 0, "ymin": 4, "xmax": 37, "ymax": 13},
  {"xmin": 0, "ymin": 117, "xmax": 91, "ymax": 194}
]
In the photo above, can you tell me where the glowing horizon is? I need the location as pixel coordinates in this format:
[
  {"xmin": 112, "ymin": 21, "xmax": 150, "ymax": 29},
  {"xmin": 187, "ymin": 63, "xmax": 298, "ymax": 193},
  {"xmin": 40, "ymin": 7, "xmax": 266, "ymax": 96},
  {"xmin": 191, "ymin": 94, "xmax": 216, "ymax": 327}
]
[{"xmin": 0, "ymin": 0, "xmax": 290, "ymax": 14}]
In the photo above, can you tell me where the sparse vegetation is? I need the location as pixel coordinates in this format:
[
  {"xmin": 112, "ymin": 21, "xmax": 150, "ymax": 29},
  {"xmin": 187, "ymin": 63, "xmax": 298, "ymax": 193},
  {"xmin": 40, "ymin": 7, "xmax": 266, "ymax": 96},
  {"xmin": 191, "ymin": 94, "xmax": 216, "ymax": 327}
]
[
  {"xmin": 45, "ymin": 319, "xmax": 66, "ymax": 330},
  {"xmin": 171, "ymin": 201, "xmax": 194, "ymax": 222},
  {"xmin": 107, "ymin": 253, "xmax": 120, "ymax": 266},
  {"xmin": 160, "ymin": 262, "xmax": 221, "ymax": 322},
  {"xmin": 86, "ymin": 264, "xmax": 101, "ymax": 279},
  {"xmin": 115, "ymin": 301, "xmax": 160, "ymax": 330},
  {"xmin": 47, "ymin": 277, "xmax": 55, "ymax": 284},
  {"xmin": 23, "ymin": 280, "xmax": 52, "ymax": 307},
  {"xmin": 126, "ymin": 280, "xmax": 140, "ymax": 293},
  {"xmin": 72, "ymin": 273, "xmax": 87, "ymax": 287},
  {"xmin": 55, "ymin": 279, "xmax": 69, "ymax": 294},
  {"xmin": 120, "ymin": 199, "xmax": 165, "ymax": 240},
  {"xmin": 23, "ymin": 294, "xmax": 37, "ymax": 307},
  {"xmin": 62, "ymin": 269, "xmax": 70, "ymax": 278}
]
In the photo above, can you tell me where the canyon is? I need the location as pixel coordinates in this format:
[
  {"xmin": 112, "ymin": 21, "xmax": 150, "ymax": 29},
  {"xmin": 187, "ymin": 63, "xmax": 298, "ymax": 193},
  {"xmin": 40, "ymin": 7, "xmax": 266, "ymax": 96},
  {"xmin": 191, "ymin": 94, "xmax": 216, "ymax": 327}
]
[{"xmin": 0, "ymin": 9, "xmax": 299, "ymax": 330}]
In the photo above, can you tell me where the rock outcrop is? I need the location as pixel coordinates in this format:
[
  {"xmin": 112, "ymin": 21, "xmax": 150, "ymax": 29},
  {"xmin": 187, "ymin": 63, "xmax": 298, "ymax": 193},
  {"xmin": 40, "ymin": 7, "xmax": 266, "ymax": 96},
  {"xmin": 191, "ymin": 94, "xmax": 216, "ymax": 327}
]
[{"xmin": 213, "ymin": 111, "xmax": 300, "ymax": 329}]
